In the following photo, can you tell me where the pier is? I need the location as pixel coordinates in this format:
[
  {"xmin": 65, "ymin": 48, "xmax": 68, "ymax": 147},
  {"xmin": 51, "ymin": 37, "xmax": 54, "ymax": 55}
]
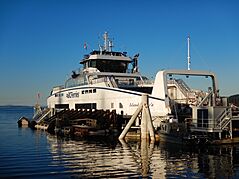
[{"xmin": 19, "ymin": 108, "xmax": 122, "ymax": 137}]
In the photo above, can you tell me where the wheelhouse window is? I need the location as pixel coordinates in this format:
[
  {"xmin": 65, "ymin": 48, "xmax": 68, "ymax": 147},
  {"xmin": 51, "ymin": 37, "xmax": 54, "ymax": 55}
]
[
  {"xmin": 87, "ymin": 59, "xmax": 128, "ymax": 73},
  {"xmin": 65, "ymin": 75, "xmax": 87, "ymax": 88}
]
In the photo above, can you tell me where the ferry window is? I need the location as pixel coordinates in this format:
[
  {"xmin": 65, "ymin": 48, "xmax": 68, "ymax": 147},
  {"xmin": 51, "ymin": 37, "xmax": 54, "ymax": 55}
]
[
  {"xmin": 55, "ymin": 93, "xmax": 62, "ymax": 97},
  {"xmin": 129, "ymin": 79, "xmax": 134, "ymax": 85},
  {"xmin": 75, "ymin": 103, "xmax": 97, "ymax": 109},
  {"xmin": 65, "ymin": 75, "xmax": 87, "ymax": 88},
  {"xmin": 93, "ymin": 89, "xmax": 96, "ymax": 93},
  {"xmin": 85, "ymin": 90, "xmax": 89, "ymax": 94},
  {"xmin": 198, "ymin": 109, "xmax": 208, "ymax": 119},
  {"xmin": 197, "ymin": 109, "xmax": 208, "ymax": 128},
  {"xmin": 89, "ymin": 89, "xmax": 92, "ymax": 93},
  {"xmin": 55, "ymin": 104, "xmax": 69, "ymax": 109},
  {"xmin": 111, "ymin": 103, "xmax": 114, "ymax": 108},
  {"xmin": 91, "ymin": 60, "xmax": 96, "ymax": 68},
  {"xmin": 96, "ymin": 60, "xmax": 128, "ymax": 73},
  {"xmin": 119, "ymin": 103, "xmax": 123, "ymax": 108}
]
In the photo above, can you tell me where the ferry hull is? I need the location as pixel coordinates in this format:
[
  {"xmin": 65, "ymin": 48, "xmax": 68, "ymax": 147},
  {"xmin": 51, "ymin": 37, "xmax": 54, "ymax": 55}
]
[{"xmin": 47, "ymin": 85, "xmax": 168, "ymax": 119}]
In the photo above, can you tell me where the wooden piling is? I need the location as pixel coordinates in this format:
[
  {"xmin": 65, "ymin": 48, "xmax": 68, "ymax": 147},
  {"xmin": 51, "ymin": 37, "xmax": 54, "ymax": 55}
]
[
  {"xmin": 118, "ymin": 94, "xmax": 155, "ymax": 141},
  {"xmin": 118, "ymin": 104, "xmax": 143, "ymax": 139}
]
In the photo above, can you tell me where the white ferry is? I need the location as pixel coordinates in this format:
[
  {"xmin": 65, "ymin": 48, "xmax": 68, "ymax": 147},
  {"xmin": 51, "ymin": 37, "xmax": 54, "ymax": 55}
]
[{"xmin": 47, "ymin": 32, "xmax": 171, "ymax": 125}]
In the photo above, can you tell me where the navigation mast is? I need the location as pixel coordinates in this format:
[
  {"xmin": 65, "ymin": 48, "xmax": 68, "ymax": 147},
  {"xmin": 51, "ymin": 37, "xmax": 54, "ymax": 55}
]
[{"xmin": 187, "ymin": 35, "xmax": 191, "ymax": 70}]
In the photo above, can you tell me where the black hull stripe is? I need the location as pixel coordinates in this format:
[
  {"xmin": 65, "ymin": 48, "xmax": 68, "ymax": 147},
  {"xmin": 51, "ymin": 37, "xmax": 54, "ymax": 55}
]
[{"xmin": 50, "ymin": 86, "xmax": 165, "ymax": 101}]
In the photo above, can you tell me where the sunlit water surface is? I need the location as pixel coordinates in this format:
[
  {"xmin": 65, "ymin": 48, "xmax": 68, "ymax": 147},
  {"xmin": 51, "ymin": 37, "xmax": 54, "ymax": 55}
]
[{"xmin": 0, "ymin": 106, "xmax": 239, "ymax": 178}]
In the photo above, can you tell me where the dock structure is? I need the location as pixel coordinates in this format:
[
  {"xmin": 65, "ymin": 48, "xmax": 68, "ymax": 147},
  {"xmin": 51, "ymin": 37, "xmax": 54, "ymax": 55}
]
[
  {"xmin": 119, "ymin": 94, "xmax": 155, "ymax": 141},
  {"xmin": 155, "ymin": 70, "xmax": 239, "ymax": 145},
  {"xmin": 24, "ymin": 94, "xmax": 157, "ymax": 140},
  {"xmin": 30, "ymin": 108, "xmax": 119, "ymax": 137}
]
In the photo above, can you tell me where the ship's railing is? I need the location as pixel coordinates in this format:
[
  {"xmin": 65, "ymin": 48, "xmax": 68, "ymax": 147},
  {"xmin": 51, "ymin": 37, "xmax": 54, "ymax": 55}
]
[
  {"xmin": 215, "ymin": 107, "xmax": 232, "ymax": 129},
  {"xmin": 90, "ymin": 77, "xmax": 118, "ymax": 87},
  {"xmin": 90, "ymin": 77, "xmax": 111, "ymax": 84},
  {"xmin": 89, "ymin": 76, "xmax": 154, "ymax": 88},
  {"xmin": 188, "ymin": 118, "xmax": 218, "ymax": 131},
  {"xmin": 134, "ymin": 80, "xmax": 154, "ymax": 87},
  {"xmin": 191, "ymin": 120, "xmax": 215, "ymax": 128},
  {"xmin": 188, "ymin": 116, "xmax": 232, "ymax": 132},
  {"xmin": 168, "ymin": 79, "xmax": 193, "ymax": 98},
  {"xmin": 90, "ymin": 77, "xmax": 107, "ymax": 84},
  {"xmin": 65, "ymin": 76, "xmax": 88, "ymax": 88},
  {"xmin": 176, "ymin": 79, "xmax": 191, "ymax": 91}
]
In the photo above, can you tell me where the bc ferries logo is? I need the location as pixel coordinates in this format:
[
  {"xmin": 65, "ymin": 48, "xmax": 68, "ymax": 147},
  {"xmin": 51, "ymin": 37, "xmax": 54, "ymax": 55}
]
[{"xmin": 66, "ymin": 92, "xmax": 79, "ymax": 98}]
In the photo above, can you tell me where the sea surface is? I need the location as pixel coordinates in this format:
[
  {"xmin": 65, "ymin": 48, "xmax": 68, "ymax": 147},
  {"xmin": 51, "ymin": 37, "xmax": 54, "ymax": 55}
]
[{"xmin": 0, "ymin": 106, "xmax": 239, "ymax": 178}]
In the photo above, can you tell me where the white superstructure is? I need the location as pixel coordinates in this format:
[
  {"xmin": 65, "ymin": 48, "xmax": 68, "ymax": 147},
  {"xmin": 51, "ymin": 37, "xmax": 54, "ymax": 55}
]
[
  {"xmin": 47, "ymin": 33, "xmax": 170, "ymax": 122},
  {"xmin": 46, "ymin": 33, "xmax": 228, "ymax": 130}
]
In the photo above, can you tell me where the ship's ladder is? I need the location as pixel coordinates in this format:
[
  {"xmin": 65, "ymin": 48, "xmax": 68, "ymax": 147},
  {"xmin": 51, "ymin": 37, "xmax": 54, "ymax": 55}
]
[{"xmin": 215, "ymin": 107, "xmax": 232, "ymax": 130}]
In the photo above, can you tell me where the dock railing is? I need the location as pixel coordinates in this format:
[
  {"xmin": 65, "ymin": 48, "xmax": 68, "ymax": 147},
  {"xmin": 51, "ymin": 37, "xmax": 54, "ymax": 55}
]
[
  {"xmin": 189, "ymin": 119, "xmax": 215, "ymax": 129},
  {"xmin": 189, "ymin": 108, "xmax": 232, "ymax": 132},
  {"xmin": 215, "ymin": 107, "xmax": 232, "ymax": 130}
]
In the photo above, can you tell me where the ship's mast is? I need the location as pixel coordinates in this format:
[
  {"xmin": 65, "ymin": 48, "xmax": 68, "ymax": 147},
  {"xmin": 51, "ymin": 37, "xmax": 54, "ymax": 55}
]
[
  {"xmin": 103, "ymin": 32, "xmax": 109, "ymax": 51},
  {"xmin": 187, "ymin": 35, "xmax": 191, "ymax": 70},
  {"xmin": 103, "ymin": 32, "xmax": 114, "ymax": 52},
  {"xmin": 109, "ymin": 40, "xmax": 113, "ymax": 52}
]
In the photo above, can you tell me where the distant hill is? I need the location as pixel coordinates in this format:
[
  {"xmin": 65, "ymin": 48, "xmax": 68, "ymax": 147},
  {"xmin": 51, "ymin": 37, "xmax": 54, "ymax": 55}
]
[
  {"xmin": 0, "ymin": 105, "xmax": 33, "ymax": 108},
  {"xmin": 228, "ymin": 94, "xmax": 239, "ymax": 106}
]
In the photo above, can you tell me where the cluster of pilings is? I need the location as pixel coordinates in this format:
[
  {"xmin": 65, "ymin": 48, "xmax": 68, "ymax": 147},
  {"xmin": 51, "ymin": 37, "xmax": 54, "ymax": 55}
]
[
  {"xmin": 46, "ymin": 109, "xmax": 119, "ymax": 133},
  {"xmin": 119, "ymin": 94, "xmax": 156, "ymax": 141},
  {"xmin": 18, "ymin": 108, "xmax": 123, "ymax": 137}
]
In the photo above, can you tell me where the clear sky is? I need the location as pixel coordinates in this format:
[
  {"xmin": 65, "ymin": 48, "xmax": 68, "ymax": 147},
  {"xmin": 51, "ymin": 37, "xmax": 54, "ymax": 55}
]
[{"xmin": 0, "ymin": 0, "xmax": 239, "ymax": 106}]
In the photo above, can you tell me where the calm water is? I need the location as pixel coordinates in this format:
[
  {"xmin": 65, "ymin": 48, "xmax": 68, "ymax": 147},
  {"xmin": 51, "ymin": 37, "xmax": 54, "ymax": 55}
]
[{"xmin": 0, "ymin": 106, "xmax": 239, "ymax": 178}]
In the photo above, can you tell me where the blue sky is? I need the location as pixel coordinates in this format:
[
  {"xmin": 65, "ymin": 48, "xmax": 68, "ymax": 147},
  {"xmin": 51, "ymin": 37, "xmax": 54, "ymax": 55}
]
[{"xmin": 0, "ymin": 0, "xmax": 239, "ymax": 105}]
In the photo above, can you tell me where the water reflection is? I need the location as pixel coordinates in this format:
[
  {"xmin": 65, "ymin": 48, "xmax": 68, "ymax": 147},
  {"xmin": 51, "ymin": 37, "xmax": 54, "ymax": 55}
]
[
  {"xmin": 197, "ymin": 146, "xmax": 237, "ymax": 178},
  {"xmin": 45, "ymin": 134, "xmax": 239, "ymax": 178},
  {"xmin": 2, "ymin": 107, "xmax": 238, "ymax": 178}
]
